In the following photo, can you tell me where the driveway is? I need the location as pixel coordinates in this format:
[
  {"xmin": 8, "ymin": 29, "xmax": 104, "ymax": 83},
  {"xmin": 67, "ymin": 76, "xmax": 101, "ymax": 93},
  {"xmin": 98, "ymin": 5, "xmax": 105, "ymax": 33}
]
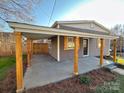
[{"xmin": 24, "ymin": 54, "xmax": 112, "ymax": 89}]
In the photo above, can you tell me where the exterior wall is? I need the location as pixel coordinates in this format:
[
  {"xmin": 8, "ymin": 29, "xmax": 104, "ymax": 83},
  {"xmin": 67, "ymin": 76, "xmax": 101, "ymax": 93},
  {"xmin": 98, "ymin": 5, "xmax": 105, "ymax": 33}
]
[
  {"xmin": 60, "ymin": 23, "xmax": 108, "ymax": 33},
  {"xmin": 49, "ymin": 36, "xmax": 57, "ymax": 60},
  {"xmin": 89, "ymin": 38, "xmax": 110, "ymax": 56},
  {"xmin": 49, "ymin": 36, "xmax": 110, "ymax": 61},
  {"xmin": 59, "ymin": 36, "xmax": 83, "ymax": 61},
  {"xmin": 49, "ymin": 36, "xmax": 83, "ymax": 61}
]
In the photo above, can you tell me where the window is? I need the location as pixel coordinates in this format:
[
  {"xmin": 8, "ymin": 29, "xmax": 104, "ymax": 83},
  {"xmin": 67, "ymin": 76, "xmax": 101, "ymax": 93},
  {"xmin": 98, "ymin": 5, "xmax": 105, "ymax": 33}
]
[
  {"xmin": 64, "ymin": 36, "xmax": 74, "ymax": 50},
  {"xmin": 64, "ymin": 36, "xmax": 80, "ymax": 50},
  {"xmin": 67, "ymin": 37, "xmax": 74, "ymax": 49}
]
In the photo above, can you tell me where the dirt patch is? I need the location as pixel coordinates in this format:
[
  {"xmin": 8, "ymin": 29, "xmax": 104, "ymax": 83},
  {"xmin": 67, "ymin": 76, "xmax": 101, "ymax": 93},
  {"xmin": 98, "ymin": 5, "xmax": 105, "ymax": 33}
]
[
  {"xmin": 0, "ymin": 57, "xmax": 27, "ymax": 93},
  {"xmin": 23, "ymin": 68, "xmax": 116, "ymax": 93},
  {"xmin": 0, "ymin": 67, "xmax": 16, "ymax": 93}
]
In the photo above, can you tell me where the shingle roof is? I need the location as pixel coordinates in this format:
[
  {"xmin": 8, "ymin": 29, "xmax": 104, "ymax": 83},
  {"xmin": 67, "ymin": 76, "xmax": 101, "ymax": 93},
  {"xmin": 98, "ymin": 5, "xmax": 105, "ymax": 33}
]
[
  {"xmin": 59, "ymin": 25, "xmax": 110, "ymax": 35},
  {"xmin": 52, "ymin": 20, "xmax": 111, "ymax": 33}
]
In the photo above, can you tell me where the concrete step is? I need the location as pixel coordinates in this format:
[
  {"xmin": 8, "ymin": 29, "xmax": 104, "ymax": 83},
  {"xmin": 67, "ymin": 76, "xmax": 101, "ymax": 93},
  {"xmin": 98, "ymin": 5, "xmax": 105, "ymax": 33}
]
[
  {"xmin": 112, "ymin": 68, "xmax": 124, "ymax": 75},
  {"xmin": 105, "ymin": 63, "xmax": 117, "ymax": 70}
]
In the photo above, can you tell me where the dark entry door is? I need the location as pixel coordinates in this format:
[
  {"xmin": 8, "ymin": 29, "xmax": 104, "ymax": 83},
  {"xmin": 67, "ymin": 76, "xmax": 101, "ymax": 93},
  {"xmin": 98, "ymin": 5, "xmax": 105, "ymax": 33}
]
[{"xmin": 83, "ymin": 39, "xmax": 88, "ymax": 56}]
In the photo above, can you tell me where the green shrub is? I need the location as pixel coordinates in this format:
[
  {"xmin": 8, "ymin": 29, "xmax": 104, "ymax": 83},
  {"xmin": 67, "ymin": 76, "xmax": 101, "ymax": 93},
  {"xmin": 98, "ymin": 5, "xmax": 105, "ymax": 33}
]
[{"xmin": 79, "ymin": 76, "xmax": 91, "ymax": 85}]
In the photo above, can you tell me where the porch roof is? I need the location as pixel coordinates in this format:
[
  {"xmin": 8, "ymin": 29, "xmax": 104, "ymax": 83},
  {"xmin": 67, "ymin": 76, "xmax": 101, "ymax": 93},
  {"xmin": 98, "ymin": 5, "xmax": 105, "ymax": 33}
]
[{"xmin": 8, "ymin": 21, "xmax": 118, "ymax": 40}]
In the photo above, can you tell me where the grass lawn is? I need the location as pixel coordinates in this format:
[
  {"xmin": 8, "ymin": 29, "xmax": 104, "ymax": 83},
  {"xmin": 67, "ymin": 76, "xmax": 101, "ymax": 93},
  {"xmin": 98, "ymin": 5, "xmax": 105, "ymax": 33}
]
[
  {"xmin": 96, "ymin": 74, "xmax": 124, "ymax": 93},
  {"xmin": 118, "ymin": 75, "xmax": 124, "ymax": 93},
  {"xmin": 116, "ymin": 57, "xmax": 124, "ymax": 65},
  {"xmin": 0, "ymin": 56, "xmax": 16, "ymax": 80},
  {"xmin": 102, "ymin": 55, "xmax": 124, "ymax": 65},
  {"xmin": 0, "ymin": 55, "xmax": 27, "ymax": 80}
]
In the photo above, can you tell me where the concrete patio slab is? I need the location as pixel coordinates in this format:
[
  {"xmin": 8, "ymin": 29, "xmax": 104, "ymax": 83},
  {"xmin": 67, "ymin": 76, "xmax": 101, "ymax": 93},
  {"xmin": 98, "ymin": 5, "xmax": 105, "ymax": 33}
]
[{"xmin": 24, "ymin": 54, "xmax": 112, "ymax": 89}]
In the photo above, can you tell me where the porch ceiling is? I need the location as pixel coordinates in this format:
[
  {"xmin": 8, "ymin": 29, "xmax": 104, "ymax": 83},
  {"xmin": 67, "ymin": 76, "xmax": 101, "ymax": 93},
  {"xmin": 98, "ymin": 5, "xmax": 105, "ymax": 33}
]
[
  {"xmin": 8, "ymin": 21, "xmax": 119, "ymax": 39},
  {"xmin": 23, "ymin": 33, "xmax": 54, "ymax": 40}
]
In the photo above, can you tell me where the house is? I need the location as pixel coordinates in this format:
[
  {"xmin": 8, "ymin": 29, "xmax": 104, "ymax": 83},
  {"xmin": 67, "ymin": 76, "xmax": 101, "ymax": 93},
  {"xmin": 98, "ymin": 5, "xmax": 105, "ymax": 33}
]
[
  {"xmin": 49, "ymin": 20, "xmax": 112, "ymax": 61},
  {"xmin": 8, "ymin": 20, "xmax": 118, "ymax": 93}
]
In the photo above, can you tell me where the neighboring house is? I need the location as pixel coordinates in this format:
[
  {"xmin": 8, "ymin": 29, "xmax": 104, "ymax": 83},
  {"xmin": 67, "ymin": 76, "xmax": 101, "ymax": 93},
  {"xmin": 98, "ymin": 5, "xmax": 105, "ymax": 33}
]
[{"xmin": 49, "ymin": 20, "xmax": 111, "ymax": 61}]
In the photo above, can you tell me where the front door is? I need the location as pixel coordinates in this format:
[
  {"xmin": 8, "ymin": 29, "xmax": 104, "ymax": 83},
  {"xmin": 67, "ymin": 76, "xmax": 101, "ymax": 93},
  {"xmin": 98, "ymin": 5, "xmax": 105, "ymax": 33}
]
[{"xmin": 83, "ymin": 39, "xmax": 89, "ymax": 56}]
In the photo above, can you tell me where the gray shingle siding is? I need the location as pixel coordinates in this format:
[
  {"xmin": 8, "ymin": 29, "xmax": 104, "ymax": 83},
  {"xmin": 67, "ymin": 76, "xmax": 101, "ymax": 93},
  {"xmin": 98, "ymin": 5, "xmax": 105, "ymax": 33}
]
[{"xmin": 49, "ymin": 36, "xmax": 110, "ymax": 61}]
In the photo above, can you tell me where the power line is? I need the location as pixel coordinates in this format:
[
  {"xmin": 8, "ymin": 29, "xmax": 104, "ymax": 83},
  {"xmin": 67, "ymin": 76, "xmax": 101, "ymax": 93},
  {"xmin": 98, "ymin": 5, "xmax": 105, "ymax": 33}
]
[
  {"xmin": 48, "ymin": 0, "xmax": 56, "ymax": 26},
  {"xmin": 0, "ymin": 16, "xmax": 6, "ymax": 22}
]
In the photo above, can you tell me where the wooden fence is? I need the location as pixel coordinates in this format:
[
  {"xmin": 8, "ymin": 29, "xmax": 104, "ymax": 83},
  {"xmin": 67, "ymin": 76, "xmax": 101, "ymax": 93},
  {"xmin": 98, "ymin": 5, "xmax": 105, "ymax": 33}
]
[
  {"xmin": 0, "ymin": 32, "xmax": 15, "ymax": 56},
  {"xmin": 0, "ymin": 32, "xmax": 26, "ymax": 57},
  {"xmin": 33, "ymin": 43, "xmax": 48, "ymax": 54}
]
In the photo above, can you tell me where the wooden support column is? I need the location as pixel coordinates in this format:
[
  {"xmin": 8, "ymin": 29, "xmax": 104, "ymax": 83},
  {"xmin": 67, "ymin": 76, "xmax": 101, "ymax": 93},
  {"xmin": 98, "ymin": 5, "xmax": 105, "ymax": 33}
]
[
  {"xmin": 113, "ymin": 39, "xmax": 117, "ymax": 62},
  {"xmin": 15, "ymin": 32, "xmax": 24, "ymax": 93},
  {"xmin": 74, "ymin": 37, "xmax": 79, "ymax": 75},
  {"xmin": 27, "ymin": 38, "xmax": 31, "ymax": 67},
  {"xmin": 100, "ymin": 38, "xmax": 104, "ymax": 66}
]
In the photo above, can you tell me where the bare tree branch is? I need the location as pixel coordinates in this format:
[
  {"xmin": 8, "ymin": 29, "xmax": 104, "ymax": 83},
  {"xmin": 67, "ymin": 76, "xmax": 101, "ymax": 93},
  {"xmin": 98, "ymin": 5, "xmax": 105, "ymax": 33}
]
[
  {"xmin": 11, "ymin": 0, "xmax": 29, "ymax": 13},
  {"xmin": 0, "ymin": 0, "xmax": 40, "ymax": 22},
  {"xmin": 0, "ymin": 16, "xmax": 6, "ymax": 22}
]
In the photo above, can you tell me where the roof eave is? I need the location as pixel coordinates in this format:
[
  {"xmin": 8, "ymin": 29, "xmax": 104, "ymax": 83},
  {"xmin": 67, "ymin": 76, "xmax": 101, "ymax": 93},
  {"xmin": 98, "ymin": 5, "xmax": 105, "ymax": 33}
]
[{"xmin": 8, "ymin": 21, "xmax": 119, "ymax": 40}]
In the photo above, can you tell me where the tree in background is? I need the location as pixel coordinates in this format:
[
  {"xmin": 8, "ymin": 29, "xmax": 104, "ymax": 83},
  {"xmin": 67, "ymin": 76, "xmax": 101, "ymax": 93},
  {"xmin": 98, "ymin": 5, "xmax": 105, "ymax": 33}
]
[
  {"xmin": 111, "ymin": 24, "xmax": 124, "ymax": 56},
  {"xmin": 0, "ymin": 0, "xmax": 40, "ymax": 22},
  {"xmin": 111, "ymin": 24, "xmax": 124, "ymax": 35},
  {"xmin": 0, "ymin": 0, "xmax": 40, "ymax": 31}
]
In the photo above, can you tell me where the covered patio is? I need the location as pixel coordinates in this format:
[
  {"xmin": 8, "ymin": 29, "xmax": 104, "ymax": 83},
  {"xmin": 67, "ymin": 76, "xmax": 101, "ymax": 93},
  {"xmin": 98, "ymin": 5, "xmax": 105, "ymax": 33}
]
[
  {"xmin": 24, "ymin": 54, "xmax": 112, "ymax": 89},
  {"xmin": 8, "ymin": 21, "xmax": 118, "ymax": 93}
]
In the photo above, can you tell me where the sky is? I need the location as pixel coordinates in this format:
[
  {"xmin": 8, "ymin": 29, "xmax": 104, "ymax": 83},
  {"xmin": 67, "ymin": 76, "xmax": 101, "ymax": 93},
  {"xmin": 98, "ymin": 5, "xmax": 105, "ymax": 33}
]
[
  {"xmin": 61, "ymin": 0, "xmax": 124, "ymax": 28},
  {"xmin": 32, "ymin": 0, "xmax": 124, "ymax": 29},
  {"xmin": 33, "ymin": 0, "xmax": 87, "ymax": 26},
  {"xmin": 1, "ymin": 0, "xmax": 124, "ymax": 31}
]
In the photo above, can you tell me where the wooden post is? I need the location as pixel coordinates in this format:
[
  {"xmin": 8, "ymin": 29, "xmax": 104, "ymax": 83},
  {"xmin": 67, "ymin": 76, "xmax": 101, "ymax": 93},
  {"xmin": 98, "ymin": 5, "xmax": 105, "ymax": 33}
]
[
  {"xmin": 113, "ymin": 39, "xmax": 117, "ymax": 62},
  {"xmin": 74, "ymin": 37, "xmax": 79, "ymax": 75},
  {"xmin": 15, "ymin": 32, "xmax": 24, "ymax": 93},
  {"xmin": 27, "ymin": 38, "xmax": 31, "ymax": 67},
  {"xmin": 100, "ymin": 38, "xmax": 104, "ymax": 66}
]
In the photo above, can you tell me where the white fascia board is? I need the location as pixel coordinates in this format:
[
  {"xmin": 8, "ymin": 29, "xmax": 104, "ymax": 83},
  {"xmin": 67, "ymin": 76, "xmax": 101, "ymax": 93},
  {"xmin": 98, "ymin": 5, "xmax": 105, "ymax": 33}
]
[
  {"xmin": 15, "ymin": 28, "xmax": 118, "ymax": 40},
  {"xmin": 9, "ymin": 22, "xmax": 119, "ymax": 39}
]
